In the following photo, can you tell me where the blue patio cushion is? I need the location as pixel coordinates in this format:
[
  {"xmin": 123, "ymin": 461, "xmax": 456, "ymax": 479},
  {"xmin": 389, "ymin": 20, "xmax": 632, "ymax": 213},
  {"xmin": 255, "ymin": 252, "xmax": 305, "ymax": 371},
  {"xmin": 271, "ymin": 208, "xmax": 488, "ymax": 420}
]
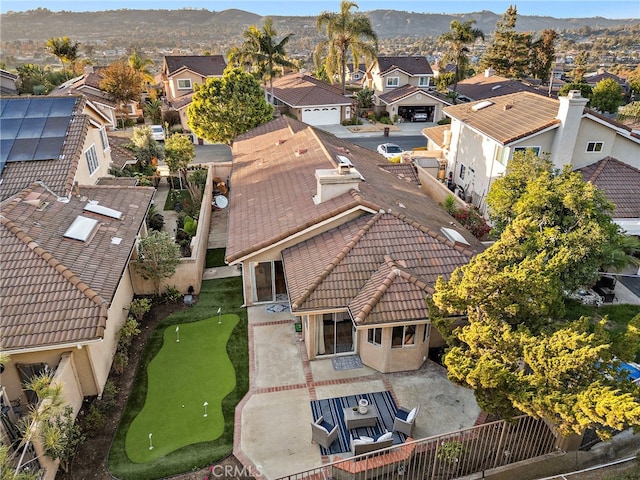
[
  {"xmin": 396, "ymin": 409, "xmax": 409, "ymax": 421},
  {"xmin": 320, "ymin": 419, "xmax": 334, "ymax": 432}
]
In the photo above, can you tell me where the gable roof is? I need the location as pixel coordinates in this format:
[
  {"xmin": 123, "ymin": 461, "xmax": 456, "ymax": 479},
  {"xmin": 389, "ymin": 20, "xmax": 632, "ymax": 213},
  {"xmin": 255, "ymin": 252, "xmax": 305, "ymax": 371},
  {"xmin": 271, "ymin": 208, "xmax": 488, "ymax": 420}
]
[
  {"xmin": 283, "ymin": 211, "xmax": 472, "ymax": 316},
  {"xmin": 269, "ymin": 73, "xmax": 352, "ymax": 107},
  {"xmin": 454, "ymin": 72, "xmax": 547, "ymax": 101},
  {"xmin": 577, "ymin": 157, "xmax": 640, "ymax": 219},
  {"xmin": 444, "ymin": 92, "xmax": 561, "ymax": 145},
  {"xmin": 378, "ymin": 84, "xmax": 451, "ymax": 106},
  {"xmin": 163, "ymin": 55, "xmax": 227, "ymax": 77},
  {"xmin": 376, "ymin": 56, "xmax": 433, "ymax": 76},
  {"xmin": 49, "ymin": 70, "xmax": 117, "ymax": 108},
  {"xmin": 227, "ymin": 116, "xmax": 482, "ymax": 264},
  {"xmin": 0, "ymin": 183, "xmax": 154, "ymax": 352},
  {"xmin": 0, "ymin": 95, "xmax": 90, "ymax": 201}
]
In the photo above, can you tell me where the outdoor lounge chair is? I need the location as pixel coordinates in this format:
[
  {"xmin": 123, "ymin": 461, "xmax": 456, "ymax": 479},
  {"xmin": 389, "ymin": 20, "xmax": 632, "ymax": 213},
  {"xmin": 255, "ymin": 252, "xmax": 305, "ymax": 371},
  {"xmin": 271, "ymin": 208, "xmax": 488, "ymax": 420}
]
[
  {"xmin": 393, "ymin": 405, "xmax": 420, "ymax": 436},
  {"xmin": 311, "ymin": 415, "xmax": 339, "ymax": 449}
]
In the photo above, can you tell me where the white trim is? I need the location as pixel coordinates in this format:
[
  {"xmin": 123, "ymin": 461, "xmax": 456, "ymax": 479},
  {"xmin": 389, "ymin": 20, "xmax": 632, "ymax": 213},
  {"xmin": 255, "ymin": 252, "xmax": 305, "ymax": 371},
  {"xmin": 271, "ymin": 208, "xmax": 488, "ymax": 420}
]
[
  {"xmin": 177, "ymin": 78, "xmax": 192, "ymax": 90},
  {"xmin": 386, "ymin": 76, "xmax": 400, "ymax": 87},
  {"xmin": 2, "ymin": 337, "xmax": 103, "ymax": 355}
]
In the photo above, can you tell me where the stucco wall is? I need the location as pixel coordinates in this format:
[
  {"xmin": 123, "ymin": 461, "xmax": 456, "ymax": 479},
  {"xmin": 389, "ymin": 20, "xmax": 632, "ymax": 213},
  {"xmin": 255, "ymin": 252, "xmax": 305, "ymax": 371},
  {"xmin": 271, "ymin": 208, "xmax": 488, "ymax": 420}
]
[
  {"xmin": 74, "ymin": 127, "xmax": 112, "ymax": 186},
  {"xmin": 357, "ymin": 325, "xmax": 429, "ymax": 373}
]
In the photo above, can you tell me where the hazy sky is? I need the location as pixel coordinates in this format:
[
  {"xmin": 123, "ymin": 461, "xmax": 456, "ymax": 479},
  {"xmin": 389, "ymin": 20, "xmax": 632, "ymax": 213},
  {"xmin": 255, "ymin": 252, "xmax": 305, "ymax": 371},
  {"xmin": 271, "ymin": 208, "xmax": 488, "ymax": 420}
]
[{"xmin": 2, "ymin": 0, "xmax": 639, "ymax": 19}]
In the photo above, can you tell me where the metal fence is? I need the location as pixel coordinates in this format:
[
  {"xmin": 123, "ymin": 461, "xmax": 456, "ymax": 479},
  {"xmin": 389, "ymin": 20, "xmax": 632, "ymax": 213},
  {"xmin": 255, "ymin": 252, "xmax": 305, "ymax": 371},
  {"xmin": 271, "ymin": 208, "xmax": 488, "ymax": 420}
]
[{"xmin": 278, "ymin": 415, "xmax": 558, "ymax": 480}]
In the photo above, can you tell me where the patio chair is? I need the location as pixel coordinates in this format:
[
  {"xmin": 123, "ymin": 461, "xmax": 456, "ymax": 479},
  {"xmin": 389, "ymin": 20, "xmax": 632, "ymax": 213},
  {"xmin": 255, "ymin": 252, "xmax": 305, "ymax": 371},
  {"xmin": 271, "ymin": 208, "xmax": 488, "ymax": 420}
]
[
  {"xmin": 311, "ymin": 415, "xmax": 339, "ymax": 449},
  {"xmin": 393, "ymin": 405, "xmax": 420, "ymax": 436}
]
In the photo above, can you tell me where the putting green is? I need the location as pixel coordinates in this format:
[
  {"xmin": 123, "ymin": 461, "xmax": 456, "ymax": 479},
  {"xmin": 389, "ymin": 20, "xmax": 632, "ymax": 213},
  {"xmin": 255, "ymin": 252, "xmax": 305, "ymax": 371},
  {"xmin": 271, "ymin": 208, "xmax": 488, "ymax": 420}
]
[{"xmin": 125, "ymin": 314, "xmax": 238, "ymax": 463}]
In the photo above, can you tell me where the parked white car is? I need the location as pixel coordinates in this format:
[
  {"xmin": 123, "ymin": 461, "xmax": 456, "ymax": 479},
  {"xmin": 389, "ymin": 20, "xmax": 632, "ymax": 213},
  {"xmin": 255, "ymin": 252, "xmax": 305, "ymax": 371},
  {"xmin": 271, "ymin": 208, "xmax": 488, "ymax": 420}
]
[
  {"xmin": 376, "ymin": 143, "xmax": 403, "ymax": 159},
  {"xmin": 150, "ymin": 125, "xmax": 165, "ymax": 142}
]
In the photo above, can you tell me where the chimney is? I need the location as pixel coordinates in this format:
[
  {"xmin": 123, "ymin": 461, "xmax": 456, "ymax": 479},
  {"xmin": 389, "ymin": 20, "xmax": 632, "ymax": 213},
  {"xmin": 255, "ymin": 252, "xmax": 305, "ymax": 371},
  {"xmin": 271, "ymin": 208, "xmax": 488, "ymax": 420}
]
[
  {"xmin": 485, "ymin": 68, "xmax": 495, "ymax": 77},
  {"xmin": 314, "ymin": 167, "xmax": 361, "ymax": 204},
  {"xmin": 550, "ymin": 90, "xmax": 588, "ymax": 168}
]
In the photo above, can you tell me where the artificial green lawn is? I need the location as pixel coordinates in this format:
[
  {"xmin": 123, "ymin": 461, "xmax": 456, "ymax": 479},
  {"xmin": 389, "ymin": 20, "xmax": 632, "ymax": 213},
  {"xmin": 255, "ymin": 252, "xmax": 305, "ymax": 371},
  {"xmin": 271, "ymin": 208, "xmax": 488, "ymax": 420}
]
[
  {"xmin": 108, "ymin": 277, "xmax": 248, "ymax": 480},
  {"xmin": 125, "ymin": 314, "xmax": 238, "ymax": 462},
  {"xmin": 205, "ymin": 248, "xmax": 226, "ymax": 268}
]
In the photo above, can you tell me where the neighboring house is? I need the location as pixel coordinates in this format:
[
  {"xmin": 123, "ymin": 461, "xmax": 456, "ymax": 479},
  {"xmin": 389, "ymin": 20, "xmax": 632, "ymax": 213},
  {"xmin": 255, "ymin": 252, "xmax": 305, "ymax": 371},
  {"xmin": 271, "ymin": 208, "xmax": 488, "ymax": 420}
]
[
  {"xmin": 267, "ymin": 72, "xmax": 355, "ymax": 126},
  {"xmin": 0, "ymin": 69, "xmax": 18, "ymax": 96},
  {"xmin": 107, "ymin": 134, "xmax": 138, "ymax": 171},
  {"xmin": 424, "ymin": 90, "xmax": 640, "ymax": 234},
  {"xmin": 345, "ymin": 62, "xmax": 367, "ymax": 84},
  {"xmin": 49, "ymin": 66, "xmax": 143, "ymax": 129},
  {"xmin": 226, "ymin": 116, "xmax": 483, "ymax": 374},
  {"xmin": 453, "ymin": 68, "xmax": 549, "ymax": 102},
  {"xmin": 584, "ymin": 68, "xmax": 630, "ymax": 96},
  {"xmin": 160, "ymin": 55, "xmax": 226, "ymax": 133},
  {"xmin": 0, "ymin": 182, "xmax": 154, "ymax": 479},
  {"xmin": 0, "ymin": 95, "xmax": 113, "ymax": 202},
  {"xmin": 364, "ymin": 56, "xmax": 450, "ymax": 122}
]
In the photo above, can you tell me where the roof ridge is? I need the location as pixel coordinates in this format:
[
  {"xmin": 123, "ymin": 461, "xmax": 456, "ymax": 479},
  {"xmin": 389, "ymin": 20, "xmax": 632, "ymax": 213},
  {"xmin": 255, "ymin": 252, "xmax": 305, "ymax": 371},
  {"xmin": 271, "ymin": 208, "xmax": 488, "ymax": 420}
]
[
  {"xmin": 587, "ymin": 156, "xmax": 610, "ymax": 182},
  {"xmin": 291, "ymin": 211, "xmax": 384, "ymax": 310},
  {"xmin": 0, "ymin": 214, "xmax": 106, "ymax": 309}
]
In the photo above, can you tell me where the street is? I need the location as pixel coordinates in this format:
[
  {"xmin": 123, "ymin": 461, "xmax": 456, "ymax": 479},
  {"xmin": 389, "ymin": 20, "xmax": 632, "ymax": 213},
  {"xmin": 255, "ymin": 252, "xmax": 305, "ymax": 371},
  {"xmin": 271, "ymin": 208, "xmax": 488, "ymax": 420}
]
[{"xmin": 347, "ymin": 135, "xmax": 427, "ymax": 153}]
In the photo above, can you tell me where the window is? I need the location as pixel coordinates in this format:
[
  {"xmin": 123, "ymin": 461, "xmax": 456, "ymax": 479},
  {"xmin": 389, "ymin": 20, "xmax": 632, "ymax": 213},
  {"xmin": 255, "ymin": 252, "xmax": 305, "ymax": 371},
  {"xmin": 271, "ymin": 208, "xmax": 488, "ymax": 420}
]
[
  {"xmin": 422, "ymin": 323, "xmax": 430, "ymax": 343},
  {"xmin": 127, "ymin": 103, "xmax": 136, "ymax": 115},
  {"xmin": 85, "ymin": 145, "xmax": 99, "ymax": 175},
  {"xmin": 386, "ymin": 77, "xmax": 399, "ymax": 87},
  {"xmin": 177, "ymin": 78, "xmax": 192, "ymax": 90},
  {"xmin": 513, "ymin": 146, "xmax": 541, "ymax": 157},
  {"xmin": 367, "ymin": 328, "xmax": 382, "ymax": 346},
  {"xmin": 418, "ymin": 76, "xmax": 431, "ymax": 87},
  {"xmin": 392, "ymin": 325, "xmax": 416, "ymax": 348},
  {"xmin": 99, "ymin": 127, "xmax": 109, "ymax": 151},
  {"xmin": 586, "ymin": 141, "xmax": 603, "ymax": 153},
  {"xmin": 459, "ymin": 164, "xmax": 467, "ymax": 181}
]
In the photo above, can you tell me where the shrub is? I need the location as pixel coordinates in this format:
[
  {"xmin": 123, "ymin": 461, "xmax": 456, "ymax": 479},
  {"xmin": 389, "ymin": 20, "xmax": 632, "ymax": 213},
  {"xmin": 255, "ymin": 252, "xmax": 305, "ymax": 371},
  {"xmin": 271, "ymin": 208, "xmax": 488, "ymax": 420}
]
[
  {"xmin": 388, "ymin": 155, "xmax": 402, "ymax": 163},
  {"xmin": 437, "ymin": 118, "xmax": 451, "ymax": 125},
  {"xmin": 81, "ymin": 403, "xmax": 107, "ymax": 434},
  {"xmin": 367, "ymin": 111, "xmax": 376, "ymax": 122},
  {"xmin": 442, "ymin": 194, "xmax": 458, "ymax": 216},
  {"xmin": 128, "ymin": 298, "xmax": 152, "ymax": 323},
  {"xmin": 453, "ymin": 206, "xmax": 491, "ymax": 239},
  {"xmin": 379, "ymin": 116, "xmax": 393, "ymax": 125},
  {"xmin": 148, "ymin": 212, "xmax": 164, "ymax": 231},
  {"xmin": 162, "ymin": 109, "xmax": 181, "ymax": 127},
  {"xmin": 164, "ymin": 285, "xmax": 182, "ymax": 303}
]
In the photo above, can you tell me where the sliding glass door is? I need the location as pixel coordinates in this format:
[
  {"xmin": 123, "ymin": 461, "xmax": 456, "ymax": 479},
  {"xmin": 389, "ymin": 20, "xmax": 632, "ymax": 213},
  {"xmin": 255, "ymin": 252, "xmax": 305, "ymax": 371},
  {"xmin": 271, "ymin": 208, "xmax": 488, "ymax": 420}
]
[
  {"xmin": 318, "ymin": 312, "xmax": 355, "ymax": 356},
  {"xmin": 252, "ymin": 260, "xmax": 287, "ymax": 303}
]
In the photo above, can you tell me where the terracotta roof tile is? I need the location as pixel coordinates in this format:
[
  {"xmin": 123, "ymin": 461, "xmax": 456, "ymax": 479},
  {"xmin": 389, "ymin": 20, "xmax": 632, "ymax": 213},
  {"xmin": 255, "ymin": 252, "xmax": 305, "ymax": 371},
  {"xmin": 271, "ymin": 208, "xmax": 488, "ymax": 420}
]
[
  {"xmin": 444, "ymin": 92, "xmax": 560, "ymax": 145},
  {"xmin": 269, "ymin": 73, "xmax": 353, "ymax": 107},
  {"xmin": 0, "ymin": 183, "xmax": 154, "ymax": 352},
  {"xmin": 577, "ymin": 157, "xmax": 640, "ymax": 218}
]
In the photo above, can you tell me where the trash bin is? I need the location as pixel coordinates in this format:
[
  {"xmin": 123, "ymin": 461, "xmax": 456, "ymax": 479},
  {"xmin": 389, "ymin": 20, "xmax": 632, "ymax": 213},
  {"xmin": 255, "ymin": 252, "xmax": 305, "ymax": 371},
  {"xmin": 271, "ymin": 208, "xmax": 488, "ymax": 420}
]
[{"xmin": 383, "ymin": 127, "xmax": 390, "ymax": 137}]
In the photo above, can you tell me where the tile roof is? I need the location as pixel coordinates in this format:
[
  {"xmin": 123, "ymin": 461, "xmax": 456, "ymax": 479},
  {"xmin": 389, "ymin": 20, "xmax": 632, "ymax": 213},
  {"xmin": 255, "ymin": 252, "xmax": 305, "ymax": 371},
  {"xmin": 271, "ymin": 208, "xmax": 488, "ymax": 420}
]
[
  {"xmin": 282, "ymin": 211, "xmax": 472, "ymax": 318},
  {"xmin": 95, "ymin": 177, "xmax": 139, "ymax": 186},
  {"xmin": 0, "ymin": 96, "xmax": 90, "ymax": 201},
  {"xmin": 107, "ymin": 135, "xmax": 137, "ymax": 170},
  {"xmin": 269, "ymin": 73, "xmax": 353, "ymax": 107},
  {"xmin": 227, "ymin": 116, "xmax": 483, "ymax": 264},
  {"xmin": 164, "ymin": 55, "xmax": 227, "ymax": 77},
  {"xmin": 444, "ymin": 92, "xmax": 561, "ymax": 145},
  {"xmin": 0, "ymin": 183, "xmax": 154, "ymax": 352},
  {"xmin": 377, "ymin": 163, "xmax": 420, "ymax": 185},
  {"xmin": 455, "ymin": 73, "xmax": 547, "ymax": 101},
  {"xmin": 377, "ymin": 84, "xmax": 443, "ymax": 105},
  {"xmin": 50, "ymin": 72, "xmax": 117, "ymax": 107},
  {"xmin": 421, "ymin": 125, "xmax": 449, "ymax": 148},
  {"xmin": 577, "ymin": 157, "xmax": 640, "ymax": 218},
  {"xmin": 376, "ymin": 56, "xmax": 433, "ymax": 76}
]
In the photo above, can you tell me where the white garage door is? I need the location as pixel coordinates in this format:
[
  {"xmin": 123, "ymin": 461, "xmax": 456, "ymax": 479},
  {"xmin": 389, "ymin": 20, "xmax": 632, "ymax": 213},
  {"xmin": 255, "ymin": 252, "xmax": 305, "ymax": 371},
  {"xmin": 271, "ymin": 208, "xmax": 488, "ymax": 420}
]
[{"xmin": 302, "ymin": 107, "xmax": 340, "ymax": 126}]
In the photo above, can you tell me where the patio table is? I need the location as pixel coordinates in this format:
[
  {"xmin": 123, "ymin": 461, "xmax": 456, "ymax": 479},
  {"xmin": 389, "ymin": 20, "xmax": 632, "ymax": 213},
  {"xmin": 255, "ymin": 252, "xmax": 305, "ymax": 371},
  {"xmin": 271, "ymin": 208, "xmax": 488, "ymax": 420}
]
[{"xmin": 343, "ymin": 404, "xmax": 378, "ymax": 429}]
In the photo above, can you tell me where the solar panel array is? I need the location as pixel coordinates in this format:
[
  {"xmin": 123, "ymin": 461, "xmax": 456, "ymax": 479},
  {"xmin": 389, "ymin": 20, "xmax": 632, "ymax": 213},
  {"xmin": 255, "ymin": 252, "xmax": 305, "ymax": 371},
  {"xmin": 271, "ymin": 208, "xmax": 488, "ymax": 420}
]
[{"xmin": 0, "ymin": 97, "xmax": 76, "ymax": 174}]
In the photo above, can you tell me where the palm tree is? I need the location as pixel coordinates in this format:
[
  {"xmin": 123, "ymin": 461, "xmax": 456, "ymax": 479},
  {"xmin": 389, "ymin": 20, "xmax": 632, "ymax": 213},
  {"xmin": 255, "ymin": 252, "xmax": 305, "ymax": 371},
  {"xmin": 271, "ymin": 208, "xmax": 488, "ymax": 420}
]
[
  {"xmin": 314, "ymin": 1, "xmax": 378, "ymax": 95},
  {"xmin": 128, "ymin": 49, "xmax": 155, "ymax": 86},
  {"xmin": 438, "ymin": 20, "xmax": 484, "ymax": 100},
  {"xmin": 231, "ymin": 18, "xmax": 295, "ymax": 99},
  {"xmin": 45, "ymin": 36, "xmax": 80, "ymax": 80}
]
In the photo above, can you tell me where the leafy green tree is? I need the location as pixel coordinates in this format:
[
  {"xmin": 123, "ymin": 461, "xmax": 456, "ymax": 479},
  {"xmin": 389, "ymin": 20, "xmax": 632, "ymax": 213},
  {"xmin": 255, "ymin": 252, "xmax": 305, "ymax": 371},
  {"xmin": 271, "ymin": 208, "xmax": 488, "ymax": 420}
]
[
  {"xmin": 572, "ymin": 51, "xmax": 590, "ymax": 83},
  {"xmin": 438, "ymin": 20, "xmax": 484, "ymax": 97},
  {"xmin": 231, "ymin": 17, "xmax": 295, "ymax": 98},
  {"xmin": 590, "ymin": 78, "xmax": 625, "ymax": 114},
  {"xmin": 187, "ymin": 67, "xmax": 274, "ymax": 145},
  {"xmin": 627, "ymin": 65, "xmax": 640, "ymax": 97},
  {"xmin": 128, "ymin": 125, "xmax": 164, "ymax": 171},
  {"xmin": 45, "ymin": 36, "xmax": 80, "ymax": 80},
  {"xmin": 618, "ymin": 101, "xmax": 640, "ymax": 122},
  {"xmin": 128, "ymin": 49, "xmax": 155, "ymax": 85},
  {"xmin": 314, "ymin": 0, "xmax": 378, "ymax": 95},
  {"xmin": 528, "ymin": 29, "xmax": 557, "ymax": 81},
  {"xmin": 558, "ymin": 82, "xmax": 593, "ymax": 101},
  {"xmin": 134, "ymin": 230, "xmax": 181, "ymax": 296},
  {"xmin": 165, "ymin": 133, "xmax": 195, "ymax": 194},
  {"xmin": 99, "ymin": 60, "xmax": 144, "ymax": 129},
  {"xmin": 480, "ymin": 6, "xmax": 529, "ymax": 78},
  {"xmin": 16, "ymin": 64, "xmax": 49, "ymax": 95}
]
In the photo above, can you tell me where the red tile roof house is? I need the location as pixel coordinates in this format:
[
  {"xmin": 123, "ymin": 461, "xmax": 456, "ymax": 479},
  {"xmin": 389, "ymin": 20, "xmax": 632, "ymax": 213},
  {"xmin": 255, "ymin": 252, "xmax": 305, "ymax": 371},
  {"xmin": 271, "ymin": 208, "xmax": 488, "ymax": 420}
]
[
  {"xmin": 0, "ymin": 95, "xmax": 155, "ymax": 478},
  {"xmin": 267, "ymin": 72, "xmax": 356, "ymax": 126},
  {"xmin": 423, "ymin": 90, "xmax": 640, "ymax": 235},
  {"xmin": 363, "ymin": 56, "xmax": 452, "ymax": 123},
  {"xmin": 160, "ymin": 55, "xmax": 227, "ymax": 138},
  {"xmin": 0, "ymin": 183, "xmax": 154, "ymax": 479},
  {"xmin": 226, "ymin": 116, "xmax": 483, "ymax": 373}
]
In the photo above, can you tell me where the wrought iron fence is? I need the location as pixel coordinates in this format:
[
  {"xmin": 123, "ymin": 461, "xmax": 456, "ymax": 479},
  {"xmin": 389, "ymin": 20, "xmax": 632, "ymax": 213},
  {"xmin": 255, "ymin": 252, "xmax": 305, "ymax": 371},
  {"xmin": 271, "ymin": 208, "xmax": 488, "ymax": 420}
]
[{"xmin": 278, "ymin": 415, "xmax": 558, "ymax": 480}]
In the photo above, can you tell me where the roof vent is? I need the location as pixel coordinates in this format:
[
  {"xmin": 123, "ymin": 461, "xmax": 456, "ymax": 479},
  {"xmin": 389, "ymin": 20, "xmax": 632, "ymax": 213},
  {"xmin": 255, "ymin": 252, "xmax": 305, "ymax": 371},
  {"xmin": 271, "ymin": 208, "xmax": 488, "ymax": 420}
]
[
  {"xmin": 503, "ymin": 104, "xmax": 513, "ymax": 111},
  {"xmin": 295, "ymin": 148, "xmax": 307, "ymax": 156}
]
